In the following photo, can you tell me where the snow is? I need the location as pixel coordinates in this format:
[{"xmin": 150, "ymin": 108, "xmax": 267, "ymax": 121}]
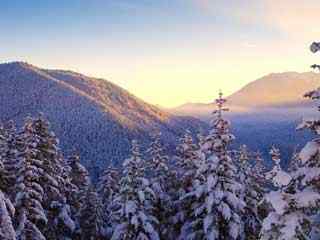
[
  {"xmin": 58, "ymin": 204, "xmax": 76, "ymax": 232},
  {"xmin": 273, "ymin": 169, "xmax": 292, "ymax": 187},
  {"xmin": 294, "ymin": 189, "xmax": 320, "ymax": 208},
  {"xmin": 299, "ymin": 141, "xmax": 320, "ymax": 164},
  {"xmin": 279, "ymin": 213, "xmax": 302, "ymax": 240},
  {"xmin": 207, "ymin": 175, "xmax": 217, "ymax": 191},
  {"xmin": 295, "ymin": 167, "xmax": 320, "ymax": 185},
  {"xmin": 203, "ymin": 215, "xmax": 213, "ymax": 233},
  {"xmin": 125, "ymin": 200, "xmax": 137, "ymax": 216},
  {"xmin": 143, "ymin": 222, "xmax": 160, "ymax": 240},
  {"xmin": 262, "ymin": 212, "xmax": 279, "ymax": 231},
  {"xmin": 229, "ymin": 221, "xmax": 240, "ymax": 239},
  {"xmin": 0, "ymin": 192, "xmax": 16, "ymax": 240},
  {"xmin": 111, "ymin": 223, "xmax": 128, "ymax": 240},
  {"xmin": 219, "ymin": 202, "xmax": 231, "ymax": 221},
  {"xmin": 206, "ymin": 193, "xmax": 214, "ymax": 213},
  {"xmin": 265, "ymin": 191, "xmax": 288, "ymax": 215}
]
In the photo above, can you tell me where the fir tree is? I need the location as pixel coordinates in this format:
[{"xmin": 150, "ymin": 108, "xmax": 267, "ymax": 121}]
[
  {"xmin": 173, "ymin": 130, "xmax": 202, "ymax": 238},
  {"xmin": 0, "ymin": 190, "xmax": 16, "ymax": 240},
  {"xmin": 68, "ymin": 153, "xmax": 91, "ymax": 238},
  {"xmin": 288, "ymin": 147, "xmax": 300, "ymax": 173},
  {"xmin": 146, "ymin": 132, "xmax": 175, "ymax": 238},
  {"xmin": 28, "ymin": 116, "xmax": 75, "ymax": 239},
  {"xmin": 79, "ymin": 186, "xmax": 105, "ymax": 240},
  {"xmin": 252, "ymin": 151, "xmax": 267, "ymax": 187},
  {"xmin": 0, "ymin": 121, "xmax": 23, "ymax": 198},
  {"xmin": 14, "ymin": 120, "xmax": 47, "ymax": 240},
  {"xmin": 260, "ymin": 146, "xmax": 320, "ymax": 239},
  {"xmin": 176, "ymin": 130, "xmax": 200, "ymax": 191},
  {"xmin": 291, "ymin": 63, "xmax": 320, "ymax": 238},
  {"xmin": 97, "ymin": 165, "xmax": 120, "ymax": 237},
  {"xmin": 110, "ymin": 140, "xmax": 160, "ymax": 240},
  {"xmin": 98, "ymin": 165, "xmax": 120, "ymax": 206},
  {"xmin": 180, "ymin": 91, "xmax": 245, "ymax": 240},
  {"xmin": 237, "ymin": 145, "xmax": 263, "ymax": 239},
  {"xmin": 69, "ymin": 154, "xmax": 91, "ymax": 195}
]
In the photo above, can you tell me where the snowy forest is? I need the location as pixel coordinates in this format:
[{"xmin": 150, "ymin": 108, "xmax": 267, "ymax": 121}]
[{"xmin": 1, "ymin": 45, "xmax": 320, "ymax": 240}]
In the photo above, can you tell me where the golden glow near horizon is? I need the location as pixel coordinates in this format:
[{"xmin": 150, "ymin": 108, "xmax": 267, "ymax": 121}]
[
  {"xmin": 85, "ymin": 44, "xmax": 318, "ymax": 108},
  {"xmin": 2, "ymin": 0, "xmax": 319, "ymax": 108}
]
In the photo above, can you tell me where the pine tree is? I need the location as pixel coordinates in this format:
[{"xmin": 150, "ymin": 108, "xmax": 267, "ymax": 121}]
[
  {"xmin": 292, "ymin": 69, "xmax": 320, "ymax": 238},
  {"xmin": 98, "ymin": 165, "xmax": 120, "ymax": 206},
  {"xmin": 27, "ymin": 116, "xmax": 75, "ymax": 239},
  {"xmin": 180, "ymin": 91, "xmax": 245, "ymax": 240},
  {"xmin": 68, "ymin": 153, "xmax": 91, "ymax": 238},
  {"xmin": 237, "ymin": 145, "xmax": 263, "ymax": 239},
  {"xmin": 110, "ymin": 140, "xmax": 160, "ymax": 240},
  {"xmin": 260, "ymin": 146, "xmax": 320, "ymax": 239},
  {"xmin": 15, "ymin": 120, "xmax": 48, "ymax": 240},
  {"xmin": 79, "ymin": 186, "xmax": 105, "ymax": 240},
  {"xmin": 173, "ymin": 130, "xmax": 202, "ymax": 238},
  {"xmin": 0, "ymin": 190, "xmax": 16, "ymax": 240},
  {"xmin": 252, "ymin": 151, "xmax": 267, "ymax": 187},
  {"xmin": 69, "ymin": 154, "xmax": 91, "ymax": 195},
  {"xmin": 288, "ymin": 147, "xmax": 300, "ymax": 173},
  {"xmin": 146, "ymin": 132, "xmax": 176, "ymax": 238},
  {"xmin": 0, "ymin": 121, "xmax": 23, "ymax": 198},
  {"xmin": 97, "ymin": 165, "xmax": 120, "ymax": 237},
  {"xmin": 176, "ymin": 130, "xmax": 200, "ymax": 191},
  {"xmin": 0, "ymin": 123, "xmax": 7, "ymax": 189}
]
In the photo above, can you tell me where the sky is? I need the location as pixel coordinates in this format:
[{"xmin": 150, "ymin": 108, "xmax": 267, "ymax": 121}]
[{"xmin": 1, "ymin": 0, "xmax": 319, "ymax": 107}]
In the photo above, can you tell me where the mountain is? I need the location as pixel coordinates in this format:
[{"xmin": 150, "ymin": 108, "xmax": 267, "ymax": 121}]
[
  {"xmin": 171, "ymin": 72, "xmax": 320, "ymax": 166},
  {"xmin": 172, "ymin": 72, "xmax": 320, "ymax": 118},
  {"xmin": 0, "ymin": 62, "xmax": 207, "ymax": 173},
  {"xmin": 228, "ymin": 72, "xmax": 320, "ymax": 107}
]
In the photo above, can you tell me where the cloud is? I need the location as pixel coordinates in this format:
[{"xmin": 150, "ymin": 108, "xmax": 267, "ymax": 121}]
[
  {"xmin": 193, "ymin": 0, "xmax": 320, "ymax": 40},
  {"xmin": 241, "ymin": 0, "xmax": 319, "ymax": 38}
]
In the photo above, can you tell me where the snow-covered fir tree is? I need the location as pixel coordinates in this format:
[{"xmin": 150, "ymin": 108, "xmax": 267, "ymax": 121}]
[
  {"xmin": 260, "ymin": 146, "xmax": 320, "ymax": 239},
  {"xmin": 0, "ymin": 190, "xmax": 16, "ymax": 240},
  {"xmin": 68, "ymin": 154, "xmax": 91, "ymax": 195},
  {"xmin": 173, "ymin": 130, "xmax": 202, "ymax": 238},
  {"xmin": 237, "ymin": 145, "xmax": 263, "ymax": 239},
  {"xmin": 14, "ymin": 120, "xmax": 48, "ymax": 240},
  {"xmin": 252, "ymin": 151, "xmax": 267, "ymax": 186},
  {"xmin": 0, "ymin": 121, "xmax": 23, "ymax": 198},
  {"xmin": 146, "ymin": 132, "xmax": 176, "ymax": 239},
  {"xmin": 97, "ymin": 164, "xmax": 120, "ymax": 237},
  {"xmin": 288, "ymin": 147, "xmax": 300, "ymax": 173},
  {"xmin": 176, "ymin": 130, "xmax": 201, "ymax": 191},
  {"xmin": 110, "ymin": 140, "xmax": 160, "ymax": 240},
  {"xmin": 26, "ymin": 116, "xmax": 75, "ymax": 239},
  {"xmin": 180, "ymin": 91, "xmax": 245, "ymax": 240},
  {"xmin": 98, "ymin": 165, "xmax": 120, "ymax": 207},
  {"xmin": 290, "ymin": 65, "xmax": 320, "ymax": 238},
  {"xmin": 67, "ymin": 153, "xmax": 91, "ymax": 238},
  {"xmin": 78, "ymin": 186, "xmax": 104, "ymax": 240}
]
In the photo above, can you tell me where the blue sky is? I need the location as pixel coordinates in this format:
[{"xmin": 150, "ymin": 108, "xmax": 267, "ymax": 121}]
[{"xmin": 1, "ymin": 0, "xmax": 319, "ymax": 107}]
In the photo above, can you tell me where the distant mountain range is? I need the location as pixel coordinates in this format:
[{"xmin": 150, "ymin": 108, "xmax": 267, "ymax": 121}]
[
  {"xmin": 172, "ymin": 72, "xmax": 320, "ymax": 119},
  {"xmin": 172, "ymin": 72, "xmax": 320, "ymax": 166},
  {"xmin": 0, "ymin": 62, "xmax": 207, "ymax": 174}
]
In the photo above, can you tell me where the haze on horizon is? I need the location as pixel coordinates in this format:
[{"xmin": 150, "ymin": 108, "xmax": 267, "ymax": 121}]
[{"xmin": 1, "ymin": 0, "xmax": 319, "ymax": 107}]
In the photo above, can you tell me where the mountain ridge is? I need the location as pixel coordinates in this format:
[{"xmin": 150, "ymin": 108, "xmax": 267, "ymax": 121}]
[
  {"xmin": 171, "ymin": 71, "xmax": 320, "ymax": 117},
  {"xmin": 0, "ymin": 61, "xmax": 207, "ymax": 172}
]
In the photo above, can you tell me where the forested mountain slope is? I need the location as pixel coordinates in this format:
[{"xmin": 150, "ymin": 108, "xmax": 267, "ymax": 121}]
[{"xmin": 0, "ymin": 62, "xmax": 207, "ymax": 171}]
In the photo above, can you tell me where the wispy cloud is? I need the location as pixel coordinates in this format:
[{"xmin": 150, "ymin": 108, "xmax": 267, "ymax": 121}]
[
  {"xmin": 240, "ymin": 0, "xmax": 319, "ymax": 39},
  {"xmin": 192, "ymin": 0, "xmax": 320, "ymax": 40}
]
